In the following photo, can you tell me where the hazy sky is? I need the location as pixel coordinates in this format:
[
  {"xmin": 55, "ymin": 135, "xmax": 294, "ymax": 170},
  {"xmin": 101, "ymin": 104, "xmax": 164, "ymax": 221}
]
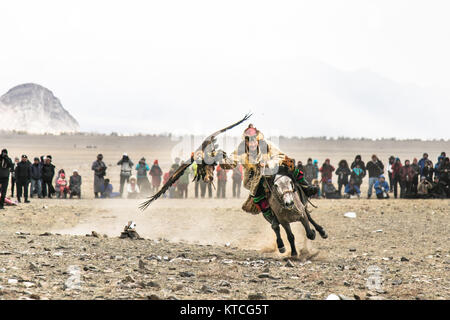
[{"xmin": 1, "ymin": 0, "xmax": 449, "ymax": 139}]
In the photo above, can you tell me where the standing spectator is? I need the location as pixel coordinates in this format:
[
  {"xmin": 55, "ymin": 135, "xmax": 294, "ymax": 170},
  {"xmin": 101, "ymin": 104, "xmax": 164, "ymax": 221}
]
[
  {"xmin": 296, "ymin": 161, "xmax": 304, "ymax": 172},
  {"xmin": 41, "ymin": 156, "xmax": 56, "ymax": 198},
  {"xmin": 0, "ymin": 149, "xmax": 14, "ymax": 210},
  {"xmin": 92, "ymin": 154, "xmax": 107, "ymax": 198},
  {"xmin": 10, "ymin": 157, "xmax": 19, "ymax": 197},
  {"xmin": 117, "ymin": 153, "xmax": 134, "ymax": 197},
  {"xmin": 136, "ymin": 157, "xmax": 151, "ymax": 194},
  {"xmin": 366, "ymin": 154, "xmax": 384, "ymax": 199},
  {"xmin": 344, "ymin": 179, "xmax": 361, "ymax": 198},
  {"xmin": 171, "ymin": 157, "xmax": 181, "ymax": 171},
  {"xmin": 422, "ymin": 160, "xmax": 434, "ymax": 182},
  {"xmin": 30, "ymin": 157, "xmax": 43, "ymax": 198},
  {"xmin": 200, "ymin": 177, "xmax": 213, "ymax": 198},
  {"xmin": 177, "ymin": 162, "xmax": 190, "ymax": 198},
  {"xmin": 304, "ymin": 158, "xmax": 317, "ymax": 184},
  {"xmin": 438, "ymin": 157, "xmax": 450, "ymax": 185},
  {"xmin": 351, "ymin": 155, "xmax": 366, "ymax": 176},
  {"xmin": 319, "ymin": 159, "xmax": 335, "ymax": 195},
  {"xmin": 374, "ymin": 175, "xmax": 390, "ymax": 199},
  {"xmin": 435, "ymin": 155, "xmax": 445, "ymax": 179},
  {"xmin": 69, "ymin": 170, "xmax": 82, "ymax": 199},
  {"xmin": 216, "ymin": 165, "xmax": 227, "ymax": 198},
  {"xmin": 418, "ymin": 153, "xmax": 429, "ymax": 175},
  {"xmin": 411, "ymin": 158, "xmax": 420, "ymax": 195},
  {"xmin": 335, "ymin": 159, "xmax": 351, "ymax": 196},
  {"xmin": 15, "ymin": 155, "xmax": 32, "ymax": 203},
  {"xmin": 149, "ymin": 160, "xmax": 163, "ymax": 194},
  {"xmin": 387, "ymin": 156, "xmax": 395, "ymax": 192},
  {"xmin": 400, "ymin": 160, "xmax": 415, "ymax": 198},
  {"xmin": 350, "ymin": 164, "xmax": 365, "ymax": 189},
  {"xmin": 391, "ymin": 158, "xmax": 403, "ymax": 199},
  {"xmin": 56, "ymin": 173, "xmax": 70, "ymax": 198},
  {"xmin": 313, "ymin": 160, "xmax": 319, "ymax": 180},
  {"xmin": 232, "ymin": 164, "xmax": 243, "ymax": 198},
  {"xmin": 162, "ymin": 170, "xmax": 172, "ymax": 198}
]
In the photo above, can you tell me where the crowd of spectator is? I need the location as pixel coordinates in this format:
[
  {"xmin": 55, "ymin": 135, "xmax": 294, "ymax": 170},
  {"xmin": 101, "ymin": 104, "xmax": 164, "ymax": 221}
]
[
  {"xmin": 1, "ymin": 148, "xmax": 448, "ymax": 209},
  {"xmin": 309, "ymin": 152, "xmax": 450, "ymax": 200}
]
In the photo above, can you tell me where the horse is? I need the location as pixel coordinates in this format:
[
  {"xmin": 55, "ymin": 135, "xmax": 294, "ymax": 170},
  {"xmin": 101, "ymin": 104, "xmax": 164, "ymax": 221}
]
[{"xmin": 265, "ymin": 174, "xmax": 328, "ymax": 257}]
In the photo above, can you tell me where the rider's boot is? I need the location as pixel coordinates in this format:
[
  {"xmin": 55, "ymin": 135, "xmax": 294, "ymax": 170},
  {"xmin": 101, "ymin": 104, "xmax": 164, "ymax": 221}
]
[{"xmin": 253, "ymin": 195, "xmax": 274, "ymax": 221}]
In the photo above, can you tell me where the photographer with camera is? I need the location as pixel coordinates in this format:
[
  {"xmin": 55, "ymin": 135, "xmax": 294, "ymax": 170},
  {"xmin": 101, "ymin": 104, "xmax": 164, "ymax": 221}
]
[{"xmin": 0, "ymin": 149, "xmax": 14, "ymax": 209}]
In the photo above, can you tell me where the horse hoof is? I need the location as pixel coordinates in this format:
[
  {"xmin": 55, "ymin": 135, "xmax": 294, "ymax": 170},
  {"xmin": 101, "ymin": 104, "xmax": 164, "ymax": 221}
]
[
  {"xmin": 278, "ymin": 246, "xmax": 286, "ymax": 254},
  {"xmin": 307, "ymin": 230, "xmax": 316, "ymax": 240},
  {"xmin": 291, "ymin": 251, "xmax": 298, "ymax": 257},
  {"xmin": 320, "ymin": 231, "xmax": 328, "ymax": 239}
]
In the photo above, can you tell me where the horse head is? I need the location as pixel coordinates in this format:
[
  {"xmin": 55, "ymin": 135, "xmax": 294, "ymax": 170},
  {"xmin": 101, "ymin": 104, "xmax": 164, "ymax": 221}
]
[{"xmin": 273, "ymin": 174, "xmax": 295, "ymax": 209}]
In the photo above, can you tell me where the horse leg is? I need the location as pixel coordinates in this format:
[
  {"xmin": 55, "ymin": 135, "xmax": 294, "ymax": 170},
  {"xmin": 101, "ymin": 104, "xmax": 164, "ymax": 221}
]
[
  {"xmin": 281, "ymin": 223, "xmax": 297, "ymax": 257},
  {"xmin": 298, "ymin": 214, "xmax": 316, "ymax": 240},
  {"xmin": 305, "ymin": 209, "xmax": 328, "ymax": 239},
  {"xmin": 263, "ymin": 214, "xmax": 285, "ymax": 253}
]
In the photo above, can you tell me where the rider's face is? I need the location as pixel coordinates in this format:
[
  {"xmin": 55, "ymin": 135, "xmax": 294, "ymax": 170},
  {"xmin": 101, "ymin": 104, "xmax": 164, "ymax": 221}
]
[{"xmin": 247, "ymin": 138, "xmax": 258, "ymax": 152}]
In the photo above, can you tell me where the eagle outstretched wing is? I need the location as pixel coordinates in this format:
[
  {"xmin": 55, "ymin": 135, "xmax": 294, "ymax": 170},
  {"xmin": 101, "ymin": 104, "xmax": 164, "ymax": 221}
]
[{"xmin": 139, "ymin": 113, "xmax": 252, "ymax": 211}]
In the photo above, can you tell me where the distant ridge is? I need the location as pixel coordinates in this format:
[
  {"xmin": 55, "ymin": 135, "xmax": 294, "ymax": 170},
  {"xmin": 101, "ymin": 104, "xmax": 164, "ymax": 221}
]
[{"xmin": 0, "ymin": 83, "xmax": 79, "ymax": 134}]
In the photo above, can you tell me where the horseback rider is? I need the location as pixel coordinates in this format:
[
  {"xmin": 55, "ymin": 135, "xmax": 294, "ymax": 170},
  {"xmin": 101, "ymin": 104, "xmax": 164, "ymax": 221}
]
[{"xmin": 220, "ymin": 124, "xmax": 318, "ymax": 223}]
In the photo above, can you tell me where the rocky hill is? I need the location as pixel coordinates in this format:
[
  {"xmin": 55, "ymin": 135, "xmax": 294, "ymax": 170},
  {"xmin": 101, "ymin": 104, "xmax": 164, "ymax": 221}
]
[{"xmin": 0, "ymin": 83, "xmax": 79, "ymax": 134}]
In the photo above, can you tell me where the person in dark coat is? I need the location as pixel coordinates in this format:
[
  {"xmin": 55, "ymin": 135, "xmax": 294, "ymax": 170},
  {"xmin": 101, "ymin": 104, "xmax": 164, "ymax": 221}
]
[
  {"xmin": 335, "ymin": 159, "xmax": 351, "ymax": 196},
  {"xmin": 69, "ymin": 170, "xmax": 82, "ymax": 198},
  {"xmin": 399, "ymin": 160, "xmax": 415, "ymax": 198},
  {"xmin": 41, "ymin": 155, "xmax": 56, "ymax": 198},
  {"xmin": 15, "ymin": 155, "xmax": 32, "ymax": 203},
  {"xmin": 391, "ymin": 158, "xmax": 402, "ymax": 199},
  {"xmin": 303, "ymin": 158, "xmax": 317, "ymax": 184},
  {"xmin": 418, "ymin": 153, "xmax": 429, "ymax": 176},
  {"xmin": 366, "ymin": 154, "xmax": 384, "ymax": 199},
  {"xmin": 421, "ymin": 160, "xmax": 434, "ymax": 182},
  {"xmin": 92, "ymin": 154, "xmax": 107, "ymax": 198},
  {"xmin": 117, "ymin": 153, "xmax": 134, "ymax": 197},
  {"xmin": 351, "ymin": 155, "xmax": 366, "ymax": 176},
  {"xmin": 10, "ymin": 157, "xmax": 19, "ymax": 197},
  {"xmin": 438, "ymin": 157, "xmax": 450, "ymax": 185},
  {"xmin": 232, "ymin": 164, "xmax": 243, "ymax": 198},
  {"xmin": 411, "ymin": 158, "xmax": 420, "ymax": 195},
  {"xmin": 0, "ymin": 149, "xmax": 14, "ymax": 209},
  {"xmin": 30, "ymin": 157, "xmax": 43, "ymax": 198}
]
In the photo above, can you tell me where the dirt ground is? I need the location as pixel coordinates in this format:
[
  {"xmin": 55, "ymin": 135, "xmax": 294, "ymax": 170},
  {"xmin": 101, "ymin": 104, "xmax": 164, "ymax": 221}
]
[{"xmin": 0, "ymin": 133, "xmax": 448, "ymax": 300}]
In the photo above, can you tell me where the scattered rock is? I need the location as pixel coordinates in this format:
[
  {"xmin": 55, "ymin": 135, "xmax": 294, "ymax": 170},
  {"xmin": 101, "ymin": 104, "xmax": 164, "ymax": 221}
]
[
  {"xmin": 201, "ymin": 285, "xmax": 215, "ymax": 294},
  {"xmin": 349, "ymin": 248, "xmax": 356, "ymax": 252},
  {"xmin": 344, "ymin": 212, "xmax": 356, "ymax": 218},
  {"xmin": 248, "ymin": 292, "xmax": 266, "ymax": 300},
  {"xmin": 179, "ymin": 271, "xmax": 195, "ymax": 278},
  {"xmin": 218, "ymin": 288, "xmax": 230, "ymax": 294},
  {"xmin": 138, "ymin": 259, "xmax": 146, "ymax": 269},
  {"xmin": 39, "ymin": 232, "xmax": 52, "ymax": 236},
  {"xmin": 285, "ymin": 260, "xmax": 295, "ymax": 268},
  {"xmin": 401, "ymin": 257, "xmax": 409, "ymax": 262},
  {"xmin": 148, "ymin": 294, "xmax": 161, "ymax": 300},
  {"xmin": 325, "ymin": 294, "xmax": 340, "ymax": 300},
  {"xmin": 122, "ymin": 276, "xmax": 135, "ymax": 283},
  {"xmin": 147, "ymin": 281, "xmax": 160, "ymax": 288},
  {"xmin": 91, "ymin": 231, "xmax": 100, "ymax": 238}
]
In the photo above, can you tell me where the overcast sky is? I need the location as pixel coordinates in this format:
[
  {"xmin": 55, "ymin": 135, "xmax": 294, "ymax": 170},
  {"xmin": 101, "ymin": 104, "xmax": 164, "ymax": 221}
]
[{"xmin": 1, "ymin": 0, "xmax": 449, "ymax": 139}]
